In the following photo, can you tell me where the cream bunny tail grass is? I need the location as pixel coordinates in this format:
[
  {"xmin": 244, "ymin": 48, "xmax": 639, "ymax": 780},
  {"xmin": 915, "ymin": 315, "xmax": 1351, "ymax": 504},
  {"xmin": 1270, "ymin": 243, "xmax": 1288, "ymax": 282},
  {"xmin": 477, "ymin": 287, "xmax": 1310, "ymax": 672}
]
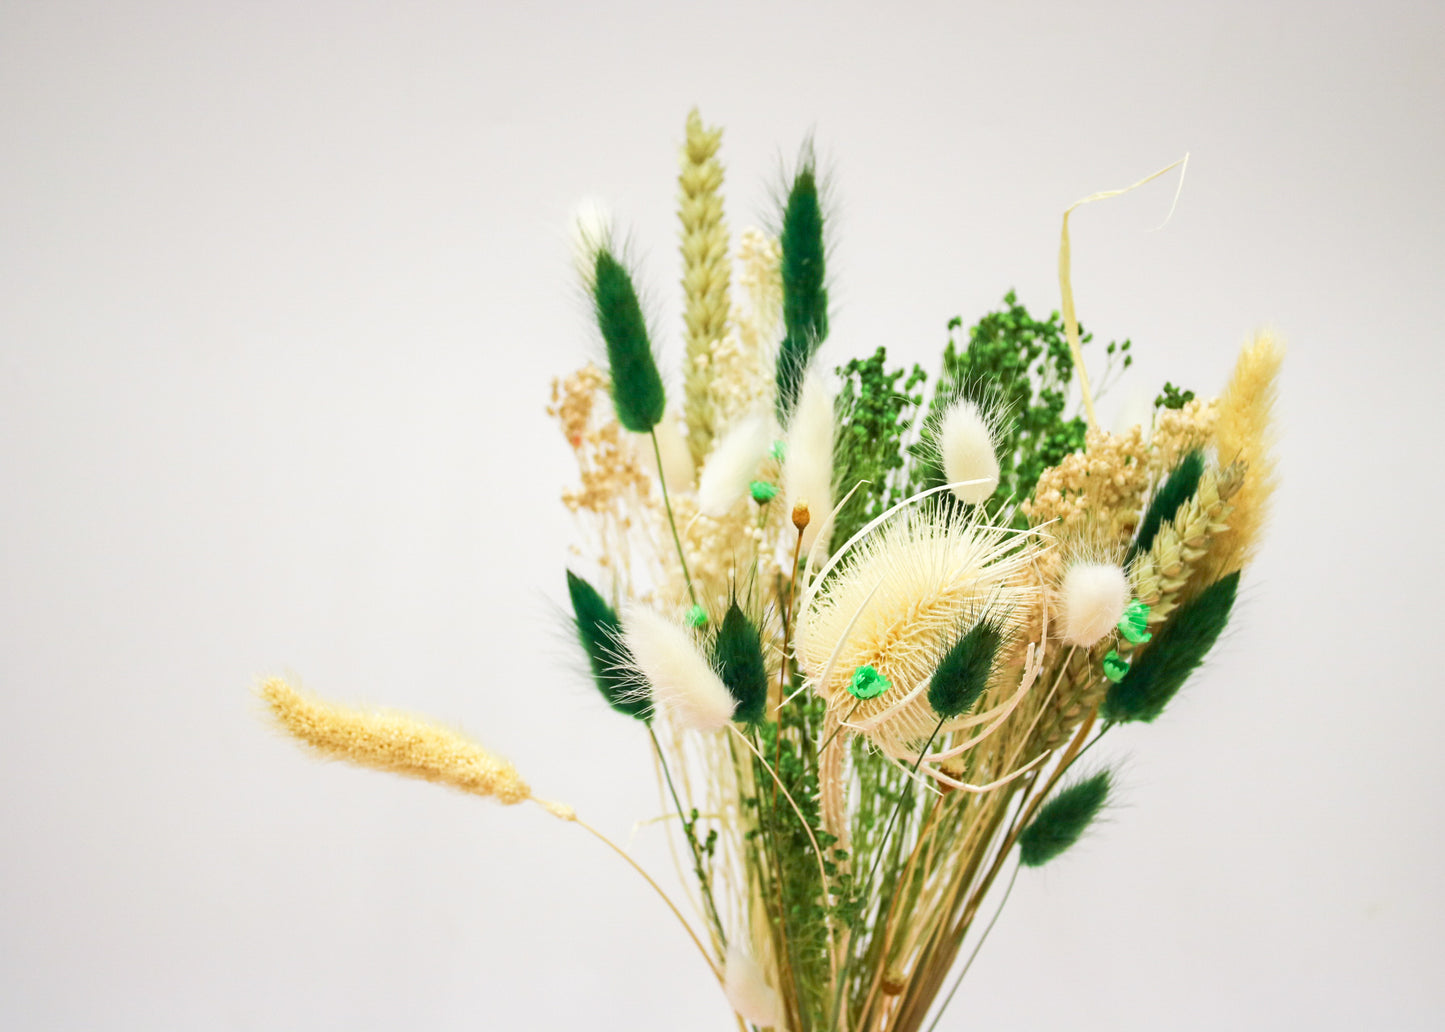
[
  {"xmin": 784, "ymin": 364, "xmax": 836, "ymax": 560},
  {"xmin": 257, "ymin": 677, "xmax": 535, "ymax": 806},
  {"xmin": 1206, "ymin": 331, "xmax": 1283, "ymax": 579},
  {"xmin": 724, "ymin": 941, "xmax": 785, "ymax": 1029}
]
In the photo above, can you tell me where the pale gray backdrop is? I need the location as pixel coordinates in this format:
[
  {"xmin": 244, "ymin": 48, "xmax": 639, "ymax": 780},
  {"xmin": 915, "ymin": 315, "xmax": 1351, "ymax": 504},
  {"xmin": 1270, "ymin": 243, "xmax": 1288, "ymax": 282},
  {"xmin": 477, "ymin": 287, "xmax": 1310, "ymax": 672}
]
[{"xmin": 2, "ymin": 1, "xmax": 1441, "ymax": 1029}]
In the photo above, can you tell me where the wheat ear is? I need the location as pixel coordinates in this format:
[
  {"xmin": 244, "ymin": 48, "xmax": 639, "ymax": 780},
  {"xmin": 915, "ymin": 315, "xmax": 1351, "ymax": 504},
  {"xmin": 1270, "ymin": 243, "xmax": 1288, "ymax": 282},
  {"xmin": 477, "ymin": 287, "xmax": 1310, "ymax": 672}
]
[
  {"xmin": 1130, "ymin": 463, "xmax": 1243, "ymax": 625},
  {"xmin": 1029, "ymin": 465, "xmax": 1241, "ymax": 752},
  {"xmin": 678, "ymin": 107, "xmax": 732, "ymax": 467}
]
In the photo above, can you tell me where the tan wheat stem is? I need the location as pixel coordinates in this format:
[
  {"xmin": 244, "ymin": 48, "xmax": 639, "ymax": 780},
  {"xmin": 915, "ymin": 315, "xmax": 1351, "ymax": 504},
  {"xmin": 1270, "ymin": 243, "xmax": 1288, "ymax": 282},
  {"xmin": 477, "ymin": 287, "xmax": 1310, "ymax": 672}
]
[
  {"xmin": 678, "ymin": 107, "xmax": 731, "ymax": 466},
  {"xmin": 1130, "ymin": 462, "xmax": 1243, "ymax": 624}
]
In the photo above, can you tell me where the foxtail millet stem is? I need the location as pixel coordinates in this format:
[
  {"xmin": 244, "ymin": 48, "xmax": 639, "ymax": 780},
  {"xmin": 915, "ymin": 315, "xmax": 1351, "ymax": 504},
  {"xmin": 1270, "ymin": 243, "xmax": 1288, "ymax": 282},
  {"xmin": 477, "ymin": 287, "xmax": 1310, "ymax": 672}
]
[{"xmin": 647, "ymin": 725, "xmax": 725, "ymax": 947}]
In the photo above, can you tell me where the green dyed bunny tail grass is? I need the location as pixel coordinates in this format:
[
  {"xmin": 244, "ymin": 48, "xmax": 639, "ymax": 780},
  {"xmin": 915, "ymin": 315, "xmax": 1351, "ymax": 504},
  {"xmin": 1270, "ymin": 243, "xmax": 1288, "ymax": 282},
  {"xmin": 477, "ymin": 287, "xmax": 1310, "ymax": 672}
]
[
  {"xmin": 774, "ymin": 156, "xmax": 828, "ymax": 424},
  {"xmin": 1018, "ymin": 770, "xmax": 1112, "ymax": 867},
  {"xmin": 593, "ymin": 248, "xmax": 665, "ymax": 433},
  {"xmin": 566, "ymin": 570, "xmax": 649, "ymax": 721},
  {"xmin": 711, "ymin": 601, "xmax": 769, "ymax": 724},
  {"xmin": 928, "ymin": 618, "xmax": 1004, "ymax": 719},
  {"xmin": 1102, "ymin": 571, "xmax": 1240, "ymax": 723}
]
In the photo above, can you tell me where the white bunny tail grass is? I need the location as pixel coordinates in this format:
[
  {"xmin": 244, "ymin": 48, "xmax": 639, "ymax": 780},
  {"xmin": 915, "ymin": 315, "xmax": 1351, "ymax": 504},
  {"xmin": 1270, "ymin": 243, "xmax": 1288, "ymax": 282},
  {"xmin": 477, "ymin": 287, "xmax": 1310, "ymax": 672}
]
[
  {"xmin": 621, "ymin": 606, "xmax": 736, "ymax": 731},
  {"xmin": 723, "ymin": 941, "xmax": 785, "ymax": 1029},
  {"xmin": 648, "ymin": 412, "xmax": 697, "ymax": 494},
  {"xmin": 1057, "ymin": 561, "xmax": 1130, "ymax": 647},
  {"xmin": 937, "ymin": 397, "xmax": 1002, "ymax": 505},
  {"xmin": 569, "ymin": 196, "xmax": 614, "ymax": 281},
  {"xmin": 794, "ymin": 508, "xmax": 1041, "ymax": 751},
  {"xmin": 784, "ymin": 365, "xmax": 836, "ymax": 558},
  {"xmin": 697, "ymin": 411, "xmax": 773, "ymax": 517}
]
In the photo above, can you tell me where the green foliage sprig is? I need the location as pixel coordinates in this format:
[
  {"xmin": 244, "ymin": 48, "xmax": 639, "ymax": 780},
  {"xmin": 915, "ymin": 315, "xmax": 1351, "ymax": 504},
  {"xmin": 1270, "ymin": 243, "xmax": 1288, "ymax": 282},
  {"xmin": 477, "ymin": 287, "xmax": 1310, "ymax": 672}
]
[
  {"xmin": 831, "ymin": 348, "xmax": 927, "ymax": 548},
  {"xmin": 1155, "ymin": 381, "xmax": 1196, "ymax": 410},
  {"xmin": 912, "ymin": 291, "xmax": 1094, "ymax": 523}
]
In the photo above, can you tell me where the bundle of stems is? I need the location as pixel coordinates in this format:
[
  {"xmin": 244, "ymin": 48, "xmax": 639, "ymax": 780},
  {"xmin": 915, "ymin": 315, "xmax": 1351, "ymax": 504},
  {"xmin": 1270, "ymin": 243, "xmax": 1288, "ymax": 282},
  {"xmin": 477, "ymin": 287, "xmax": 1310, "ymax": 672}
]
[{"xmin": 259, "ymin": 111, "xmax": 1280, "ymax": 1032}]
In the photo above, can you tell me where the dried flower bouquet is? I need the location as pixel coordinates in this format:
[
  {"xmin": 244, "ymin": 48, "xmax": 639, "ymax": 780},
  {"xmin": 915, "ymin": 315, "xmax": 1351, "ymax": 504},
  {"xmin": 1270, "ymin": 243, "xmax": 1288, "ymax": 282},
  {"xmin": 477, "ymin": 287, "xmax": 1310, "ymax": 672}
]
[{"xmin": 259, "ymin": 110, "xmax": 1281, "ymax": 1032}]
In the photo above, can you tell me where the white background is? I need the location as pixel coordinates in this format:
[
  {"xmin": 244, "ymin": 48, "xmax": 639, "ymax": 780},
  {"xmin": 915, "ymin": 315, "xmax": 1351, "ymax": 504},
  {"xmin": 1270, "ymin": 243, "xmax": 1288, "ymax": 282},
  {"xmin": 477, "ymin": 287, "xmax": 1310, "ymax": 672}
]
[{"xmin": 2, "ymin": 2, "xmax": 1442, "ymax": 1028}]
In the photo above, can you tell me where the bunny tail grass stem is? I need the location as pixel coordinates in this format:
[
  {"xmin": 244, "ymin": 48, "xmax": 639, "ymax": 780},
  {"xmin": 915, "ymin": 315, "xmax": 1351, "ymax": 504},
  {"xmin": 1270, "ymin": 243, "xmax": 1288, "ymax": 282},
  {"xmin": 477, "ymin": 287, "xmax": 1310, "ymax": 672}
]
[
  {"xmin": 550, "ymin": 803, "xmax": 723, "ymax": 985},
  {"xmin": 956, "ymin": 713, "xmax": 1096, "ymax": 939},
  {"xmin": 818, "ymin": 698, "xmax": 862, "ymax": 755},
  {"xmin": 729, "ymin": 725, "xmax": 838, "ymax": 979},
  {"xmin": 647, "ymin": 724, "xmax": 726, "ymax": 945},
  {"xmin": 898, "ymin": 716, "xmax": 1096, "ymax": 1032},
  {"xmin": 922, "ymin": 860, "xmax": 1022, "ymax": 1032},
  {"xmin": 859, "ymin": 717, "xmax": 946, "ymax": 903},
  {"xmin": 652, "ymin": 429, "xmax": 698, "ymax": 606},
  {"xmin": 772, "ymin": 522, "xmax": 807, "ymax": 806},
  {"xmin": 856, "ymin": 790, "xmax": 949, "ymax": 1029},
  {"xmin": 837, "ymin": 717, "xmax": 946, "ymax": 1026}
]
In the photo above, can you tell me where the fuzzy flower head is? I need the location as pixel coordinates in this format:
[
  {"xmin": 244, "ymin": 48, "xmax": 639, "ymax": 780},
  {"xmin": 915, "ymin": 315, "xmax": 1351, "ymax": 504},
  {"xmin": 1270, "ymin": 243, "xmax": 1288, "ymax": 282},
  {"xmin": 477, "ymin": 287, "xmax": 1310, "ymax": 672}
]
[
  {"xmin": 794, "ymin": 509, "xmax": 1042, "ymax": 752},
  {"xmin": 620, "ymin": 606, "xmax": 736, "ymax": 731},
  {"xmin": 1057, "ymin": 561, "xmax": 1130, "ymax": 647},
  {"xmin": 937, "ymin": 398, "xmax": 1002, "ymax": 505}
]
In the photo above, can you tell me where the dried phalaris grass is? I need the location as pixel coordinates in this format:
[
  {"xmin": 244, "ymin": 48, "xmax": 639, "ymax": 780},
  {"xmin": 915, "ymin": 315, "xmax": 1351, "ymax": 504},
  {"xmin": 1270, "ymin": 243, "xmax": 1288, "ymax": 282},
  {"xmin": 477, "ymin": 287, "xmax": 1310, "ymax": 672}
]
[
  {"xmin": 1205, "ymin": 330, "xmax": 1283, "ymax": 580},
  {"xmin": 258, "ymin": 677, "xmax": 533, "ymax": 805}
]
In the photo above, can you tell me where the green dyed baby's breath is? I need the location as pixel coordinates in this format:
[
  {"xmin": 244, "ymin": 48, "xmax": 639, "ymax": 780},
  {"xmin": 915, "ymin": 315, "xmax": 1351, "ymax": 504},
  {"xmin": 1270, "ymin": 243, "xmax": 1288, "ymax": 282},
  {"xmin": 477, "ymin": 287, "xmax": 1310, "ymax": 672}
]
[
  {"xmin": 1118, "ymin": 599, "xmax": 1152, "ymax": 644},
  {"xmin": 593, "ymin": 248, "xmax": 665, "ymax": 433},
  {"xmin": 1102, "ymin": 572, "xmax": 1240, "ymax": 724},
  {"xmin": 566, "ymin": 570, "xmax": 648, "ymax": 721},
  {"xmin": 848, "ymin": 665, "xmax": 891, "ymax": 700},
  {"xmin": 928, "ymin": 620, "xmax": 1002, "ymax": 718},
  {"xmin": 712, "ymin": 601, "xmax": 769, "ymax": 724},
  {"xmin": 1018, "ymin": 770, "xmax": 1111, "ymax": 867}
]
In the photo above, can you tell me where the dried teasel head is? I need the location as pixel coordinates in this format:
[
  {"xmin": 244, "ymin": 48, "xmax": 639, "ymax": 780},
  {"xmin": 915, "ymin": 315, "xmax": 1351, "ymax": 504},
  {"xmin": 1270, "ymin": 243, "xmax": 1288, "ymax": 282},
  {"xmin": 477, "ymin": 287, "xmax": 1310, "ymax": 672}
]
[{"xmin": 794, "ymin": 507, "xmax": 1042, "ymax": 753}]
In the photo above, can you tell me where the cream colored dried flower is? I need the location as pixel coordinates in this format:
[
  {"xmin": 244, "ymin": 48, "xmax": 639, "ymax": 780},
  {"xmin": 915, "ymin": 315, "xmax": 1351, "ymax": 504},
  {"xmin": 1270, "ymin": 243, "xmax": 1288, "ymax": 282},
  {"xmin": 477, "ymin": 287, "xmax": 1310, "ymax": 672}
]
[
  {"xmin": 795, "ymin": 510, "xmax": 1041, "ymax": 751},
  {"xmin": 1024, "ymin": 424, "xmax": 1151, "ymax": 540},
  {"xmin": 1204, "ymin": 331, "xmax": 1283, "ymax": 579}
]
